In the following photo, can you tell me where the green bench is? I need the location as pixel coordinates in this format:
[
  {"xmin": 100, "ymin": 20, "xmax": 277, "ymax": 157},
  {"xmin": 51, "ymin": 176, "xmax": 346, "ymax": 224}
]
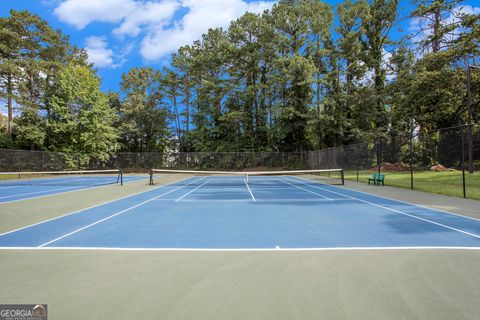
[{"xmin": 368, "ymin": 173, "xmax": 385, "ymax": 185}]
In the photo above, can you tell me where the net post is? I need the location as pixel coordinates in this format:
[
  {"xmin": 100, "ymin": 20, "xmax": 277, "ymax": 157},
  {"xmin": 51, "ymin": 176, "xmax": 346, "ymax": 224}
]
[
  {"xmin": 149, "ymin": 169, "xmax": 154, "ymax": 186},
  {"xmin": 340, "ymin": 169, "xmax": 345, "ymax": 185},
  {"xmin": 119, "ymin": 169, "xmax": 123, "ymax": 186}
]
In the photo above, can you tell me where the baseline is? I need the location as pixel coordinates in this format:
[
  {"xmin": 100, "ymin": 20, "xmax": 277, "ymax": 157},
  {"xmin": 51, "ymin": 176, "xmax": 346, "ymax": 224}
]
[{"xmin": 1, "ymin": 246, "xmax": 480, "ymax": 251}]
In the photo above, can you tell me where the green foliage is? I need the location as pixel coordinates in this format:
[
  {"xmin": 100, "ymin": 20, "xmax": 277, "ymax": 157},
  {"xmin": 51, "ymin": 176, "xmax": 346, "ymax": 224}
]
[
  {"xmin": 119, "ymin": 67, "xmax": 171, "ymax": 152},
  {"xmin": 46, "ymin": 63, "xmax": 119, "ymax": 160},
  {"xmin": 13, "ymin": 107, "xmax": 46, "ymax": 149},
  {"xmin": 0, "ymin": 1, "xmax": 479, "ymax": 160}
]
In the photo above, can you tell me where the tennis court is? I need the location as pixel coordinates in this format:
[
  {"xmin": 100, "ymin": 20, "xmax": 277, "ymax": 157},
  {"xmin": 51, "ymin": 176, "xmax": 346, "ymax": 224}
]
[
  {"xmin": 1, "ymin": 169, "xmax": 480, "ymax": 320},
  {"xmin": 1, "ymin": 170, "xmax": 479, "ymax": 250},
  {"xmin": 0, "ymin": 170, "xmax": 146, "ymax": 203}
]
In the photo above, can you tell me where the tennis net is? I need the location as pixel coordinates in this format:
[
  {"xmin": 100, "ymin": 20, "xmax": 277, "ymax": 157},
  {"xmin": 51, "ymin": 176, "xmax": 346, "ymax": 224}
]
[
  {"xmin": 0, "ymin": 169, "xmax": 123, "ymax": 186},
  {"xmin": 149, "ymin": 168, "xmax": 344, "ymax": 186}
]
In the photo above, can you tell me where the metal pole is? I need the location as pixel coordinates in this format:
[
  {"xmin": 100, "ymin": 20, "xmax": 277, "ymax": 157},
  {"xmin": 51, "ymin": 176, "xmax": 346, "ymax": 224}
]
[
  {"xmin": 467, "ymin": 66, "xmax": 473, "ymax": 173},
  {"xmin": 467, "ymin": 65, "xmax": 480, "ymax": 174},
  {"xmin": 410, "ymin": 133, "xmax": 414, "ymax": 190},
  {"xmin": 461, "ymin": 126, "xmax": 466, "ymax": 198},
  {"xmin": 377, "ymin": 141, "xmax": 381, "ymax": 175},
  {"xmin": 356, "ymin": 163, "xmax": 359, "ymax": 182}
]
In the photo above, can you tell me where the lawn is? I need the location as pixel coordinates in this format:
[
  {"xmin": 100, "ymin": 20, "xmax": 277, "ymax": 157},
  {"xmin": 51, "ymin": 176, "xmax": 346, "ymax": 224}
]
[
  {"xmin": 344, "ymin": 170, "xmax": 480, "ymax": 200},
  {"xmin": 0, "ymin": 173, "xmax": 17, "ymax": 181}
]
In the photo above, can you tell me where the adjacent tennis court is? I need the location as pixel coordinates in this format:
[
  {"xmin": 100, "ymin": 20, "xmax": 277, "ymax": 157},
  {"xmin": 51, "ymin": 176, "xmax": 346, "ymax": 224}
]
[
  {"xmin": 0, "ymin": 170, "xmax": 146, "ymax": 203},
  {"xmin": 1, "ymin": 170, "xmax": 479, "ymax": 250}
]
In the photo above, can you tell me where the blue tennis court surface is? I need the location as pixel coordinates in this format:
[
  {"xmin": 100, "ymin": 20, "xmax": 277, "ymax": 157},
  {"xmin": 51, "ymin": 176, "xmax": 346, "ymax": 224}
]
[
  {"xmin": 0, "ymin": 175, "xmax": 146, "ymax": 204},
  {"xmin": 1, "ymin": 175, "xmax": 479, "ymax": 249}
]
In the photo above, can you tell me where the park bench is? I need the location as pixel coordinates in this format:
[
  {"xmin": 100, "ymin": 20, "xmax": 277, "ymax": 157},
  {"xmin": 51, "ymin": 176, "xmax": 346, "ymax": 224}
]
[{"xmin": 368, "ymin": 173, "xmax": 385, "ymax": 185}]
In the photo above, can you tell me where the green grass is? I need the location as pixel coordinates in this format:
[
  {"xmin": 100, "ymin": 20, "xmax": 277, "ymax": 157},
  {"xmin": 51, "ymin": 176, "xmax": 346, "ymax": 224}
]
[
  {"xmin": 0, "ymin": 173, "xmax": 17, "ymax": 180},
  {"xmin": 344, "ymin": 170, "xmax": 480, "ymax": 200}
]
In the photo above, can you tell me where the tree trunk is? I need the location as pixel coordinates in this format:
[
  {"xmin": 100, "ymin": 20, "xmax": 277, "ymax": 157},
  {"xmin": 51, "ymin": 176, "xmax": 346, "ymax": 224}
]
[
  {"xmin": 432, "ymin": 7, "xmax": 441, "ymax": 53},
  {"xmin": 184, "ymin": 75, "xmax": 190, "ymax": 146}
]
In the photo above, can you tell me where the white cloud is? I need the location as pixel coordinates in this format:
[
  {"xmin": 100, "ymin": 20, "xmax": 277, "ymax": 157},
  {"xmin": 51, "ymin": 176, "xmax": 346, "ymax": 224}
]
[
  {"xmin": 85, "ymin": 36, "xmax": 116, "ymax": 68},
  {"xmin": 54, "ymin": 0, "xmax": 137, "ymax": 29},
  {"xmin": 55, "ymin": 0, "xmax": 275, "ymax": 62},
  {"xmin": 141, "ymin": 0, "xmax": 274, "ymax": 61},
  {"xmin": 409, "ymin": 4, "xmax": 480, "ymax": 54},
  {"xmin": 456, "ymin": 5, "xmax": 480, "ymax": 16},
  {"xmin": 113, "ymin": 1, "xmax": 180, "ymax": 37}
]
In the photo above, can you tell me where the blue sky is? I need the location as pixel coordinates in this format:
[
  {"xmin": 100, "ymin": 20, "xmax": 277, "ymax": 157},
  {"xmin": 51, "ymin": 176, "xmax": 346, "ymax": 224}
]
[{"xmin": 0, "ymin": 0, "xmax": 478, "ymax": 93}]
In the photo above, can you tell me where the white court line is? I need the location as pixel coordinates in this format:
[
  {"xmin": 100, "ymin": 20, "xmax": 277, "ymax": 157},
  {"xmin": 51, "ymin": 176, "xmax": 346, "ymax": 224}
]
[
  {"xmin": 0, "ymin": 176, "xmax": 145, "ymax": 189},
  {"xmin": 254, "ymin": 198, "xmax": 346, "ymax": 202},
  {"xmin": 0, "ymin": 185, "xmax": 26, "ymax": 190},
  {"xmin": 0, "ymin": 185, "xmax": 84, "ymax": 199},
  {"xmin": 38, "ymin": 177, "xmax": 207, "ymax": 247},
  {"xmin": 244, "ymin": 179, "xmax": 256, "ymax": 202},
  {"xmin": 283, "ymin": 177, "xmax": 480, "ymax": 240},
  {"xmin": 294, "ymin": 176, "xmax": 480, "ymax": 223},
  {"xmin": 0, "ymin": 176, "xmax": 148, "ymax": 205},
  {"xmin": 1, "ymin": 246, "xmax": 480, "ymax": 251},
  {"xmin": 175, "ymin": 179, "xmax": 210, "ymax": 202},
  {"xmin": 151, "ymin": 198, "xmax": 349, "ymax": 203},
  {"xmin": 0, "ymin": 176, "xmax": 196, "ymax": 237},
  {"xmin": 31, "ymin": 176, "xmax": 145, "ymax": 186},
  {"xmin": 153, "ymin": 198, "xmax": 251, "ymax": 202},
  {"xmin": 339, "ymin": 183, "xmax": 480, "ymax": 222},
  {"xmin": 277, "ymin": 178, "xmax": 332, "ymax": 200}
]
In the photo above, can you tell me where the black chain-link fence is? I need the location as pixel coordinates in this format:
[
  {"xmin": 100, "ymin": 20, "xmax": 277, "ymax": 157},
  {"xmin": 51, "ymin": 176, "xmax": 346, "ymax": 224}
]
[
  {"xmin": 0, "ymin": 149, "xmax": 312, "ymax": 172},
  {"xmin": 1, "ymin": 124, "xmax": 478, "ymax": 199},
  {"xmin": 341, "ymin": 125, "xmax": 480, "ymax": 199}
]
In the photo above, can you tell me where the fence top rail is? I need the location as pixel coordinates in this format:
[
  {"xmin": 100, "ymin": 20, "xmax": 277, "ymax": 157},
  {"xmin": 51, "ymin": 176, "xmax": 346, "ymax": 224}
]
[{"xmin": 0, "ymin": 169, "xmax": 121, "ymax": 175}]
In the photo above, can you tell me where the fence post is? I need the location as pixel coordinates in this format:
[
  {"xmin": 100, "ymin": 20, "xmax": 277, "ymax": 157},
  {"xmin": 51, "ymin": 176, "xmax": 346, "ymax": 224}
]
[
  {"xmin": 410, "ymin": 132, "xmax": 414, "ymax": 190},
  {"xmin": 461, "ymin": 126, "xmax": 466, "ymax": 198},
  {"xmin": 376, "ymin": 141, "xmax": 381, "ymax": 175},
  {"xmin": 356, "ymin": 162, "xmax": 359, "ymax": 182},
  {"xmin": 17, "ymin": 150, "xmax": 20, "ymax": 172}
]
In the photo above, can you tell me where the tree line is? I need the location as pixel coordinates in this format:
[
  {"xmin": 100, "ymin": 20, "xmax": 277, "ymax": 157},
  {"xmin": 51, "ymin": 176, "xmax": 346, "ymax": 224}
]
[{"xmin": 0, "ymin": 0, "xmax": 479, "ymax": 159}]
